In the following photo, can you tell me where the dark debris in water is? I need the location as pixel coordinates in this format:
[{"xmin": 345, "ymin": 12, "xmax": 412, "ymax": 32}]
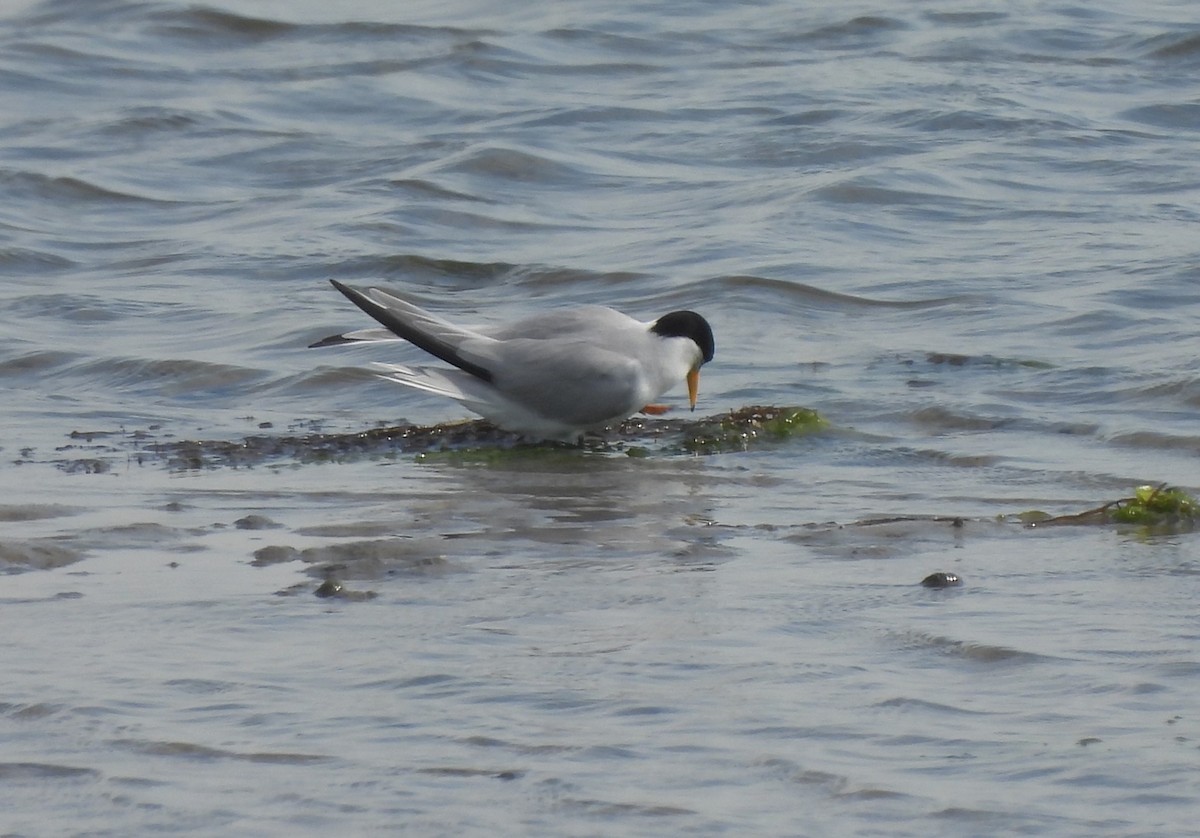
[
  {"xmin": 234, "ymin": 514, "xmax": 281, "ymax": 530},
  {"xmin": 921, "ymin": 351, "xmax": 1054, "ymax": 370},
  {"xmin": 920, "ymin": 571, "xmax": 962, "ymax": 589},
  {"xmin": 312, "ymin": 579, "xmax": 377, "ymax": 602}
]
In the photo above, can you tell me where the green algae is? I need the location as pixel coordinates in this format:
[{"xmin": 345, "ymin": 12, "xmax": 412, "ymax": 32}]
[
  {"xmin": 1020, "ymin": 484, "xmax": 1198, "ymax": 533},
  {"xmin": 1110, "ymin": 485, "xmax": 1198, "ymax": 528},
  {"xmin": 1013, "ymin": 510, "xmax": 1053, "ymax": 525},
  {"xmin": 679, "ymin": 406, "xmax": 828, "ymax": 455}
]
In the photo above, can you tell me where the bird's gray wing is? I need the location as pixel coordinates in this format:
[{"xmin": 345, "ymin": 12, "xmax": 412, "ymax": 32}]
[
  {"xmin": 483, "ymin": 306, "xmax": 643, "ymax": 341},
  {"xmin": 484, "ymin": 338, "xmax": 648, "ymax": 426}
]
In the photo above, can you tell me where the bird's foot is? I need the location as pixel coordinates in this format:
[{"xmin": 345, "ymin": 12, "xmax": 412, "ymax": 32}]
[{"xmin": 640, "ymin": 404, "xmax": 672, "ymax": 415}]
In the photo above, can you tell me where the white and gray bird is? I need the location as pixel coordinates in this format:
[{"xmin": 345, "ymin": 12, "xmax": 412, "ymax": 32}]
[{"xmin": 310, "ymin": 280, "xmax": 715, "ymax": 442}]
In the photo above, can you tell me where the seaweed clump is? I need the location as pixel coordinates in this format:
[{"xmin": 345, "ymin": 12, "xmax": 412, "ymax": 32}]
[
  {"xmin": 1022, "ymin": 484, "xmax": 1198, "ymax": 533},
  {"xmin": 160, "ymin": 419, "xmax": 517, "ymax": 470},
  {"xmin": 146, "ymin": 405, "xmax": 828, "ymax": 469},
  {"xmin": 1110, "ymin": 485, "xmax": 1198, "ymax": 527},
  {"xmin": 680, "ymin": 406, "xmax": 827, "ymax": 454}
]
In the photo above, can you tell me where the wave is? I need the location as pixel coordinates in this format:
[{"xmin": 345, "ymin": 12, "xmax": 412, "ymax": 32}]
[
  {"xmin": 0, "ymin": 247, "xmax": 75, "ymax": 273},
  {"xmin": 27, "ymin": 1, "xmax": 484, "ymax": 43},
  {"xmin": 0, "ymin": 169, "xmax": 182, "ymax": 205},
  {"xmin": 887, "ymin": 629, "xmax": 1049, "ymax": 664}
]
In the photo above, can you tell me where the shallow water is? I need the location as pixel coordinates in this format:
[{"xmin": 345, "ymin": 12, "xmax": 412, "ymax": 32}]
[{"xmin": 2, "ymin": 1, "xmax": 1199, "ymax": 834}]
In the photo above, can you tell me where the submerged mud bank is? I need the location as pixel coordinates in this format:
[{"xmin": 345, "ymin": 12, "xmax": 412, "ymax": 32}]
[{"xmin": 41, "ymin": 406, "xmax": 828, "ymax": 472}]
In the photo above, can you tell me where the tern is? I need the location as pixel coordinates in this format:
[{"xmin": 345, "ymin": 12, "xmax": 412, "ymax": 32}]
[{"xmin": 310, "ymin": 280, "xmax": 715, "ymax": 442}]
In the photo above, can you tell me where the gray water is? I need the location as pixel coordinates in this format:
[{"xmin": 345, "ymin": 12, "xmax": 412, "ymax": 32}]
[{"xmin": 3, "ymin": 0, "xmax": 1200, "ymax": 834}]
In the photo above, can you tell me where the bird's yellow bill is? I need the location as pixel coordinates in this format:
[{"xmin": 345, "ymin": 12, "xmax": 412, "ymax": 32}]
[{"xmin": 687, "ymin": 367, "xmax": 700, "ymax": 411}]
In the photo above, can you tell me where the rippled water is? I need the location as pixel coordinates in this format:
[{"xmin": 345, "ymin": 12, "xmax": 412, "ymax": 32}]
[{"xmin": 3, "ymin": 1, "xmax": 1199, "ymax": 834}]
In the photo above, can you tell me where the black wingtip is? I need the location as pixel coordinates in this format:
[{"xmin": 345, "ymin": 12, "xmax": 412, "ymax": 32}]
[
  {"xmin": 315, "ymin": 279, "xmax": 495, "ymax": 382},
  {"xmin": 329, "ymin": 278, "xmax": 358, "ymax": 301},
  {"xmin": 310, "ymin": 281, "xmax": 362, "ymax": 347}
]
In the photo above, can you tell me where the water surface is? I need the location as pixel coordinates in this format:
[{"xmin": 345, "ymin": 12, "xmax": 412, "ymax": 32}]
[{"xmin": 2, "ymin": 1, "xmax": 1199, "ymax": 834}]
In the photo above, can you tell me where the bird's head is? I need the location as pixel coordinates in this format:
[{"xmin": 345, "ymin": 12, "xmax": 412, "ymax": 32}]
[{"xmin": 651, "ymin": 311, "xmax": 715, "ymax": 410}]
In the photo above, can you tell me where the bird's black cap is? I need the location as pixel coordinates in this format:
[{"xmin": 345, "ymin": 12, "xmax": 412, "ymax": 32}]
[{"xmin": 651, "ymin": 311, "xmax": 715, "ymax": 364}]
